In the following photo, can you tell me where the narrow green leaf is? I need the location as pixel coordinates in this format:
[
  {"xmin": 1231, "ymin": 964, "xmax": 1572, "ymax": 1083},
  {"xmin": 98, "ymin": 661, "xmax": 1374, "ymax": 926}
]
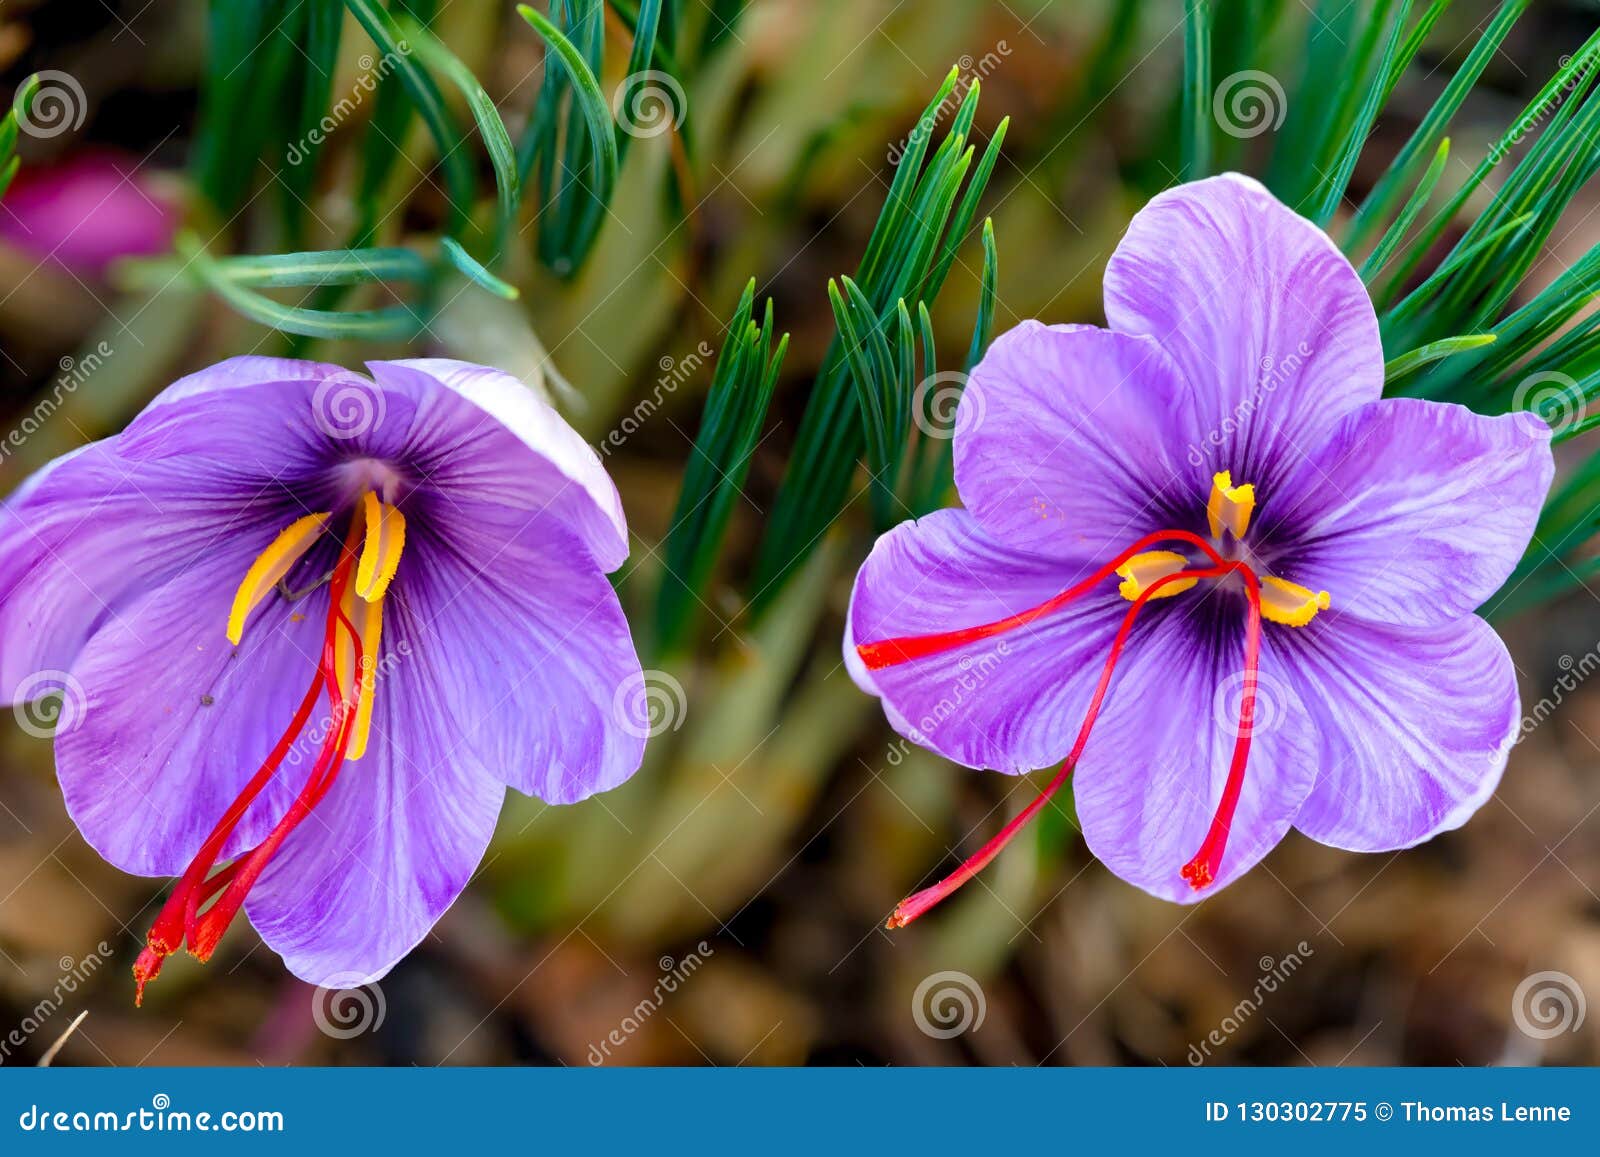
[
  {"xmin": 283, "ymin": 0, "xmax": 344, "ymax": 242},
  {"xmin": 1314, "ymin": 0, "xmax": 1413, "ymax": 226},
  {"xmin": 405, "ymin": 20, "xmax": 522, "ymax": 256},
  {"xmin": 1348, "ymin": 0, "xmax": 1532, "ymax": 248},
  {"xmin": 1384, "ymin": 334, "xmax": 1496, "ymax": 383},
  {"xmin": 1181, "ymin": 0, "xmax": 1213, "ymax": 181},
  {"xmin": 518, "ymin": 2, "xmax": 621, "ymax": 275},
  {"xmin": 1383, "ymin": 212, "xmax": 1537, "ymax": 332},
  {"xmin": 345, "ymin": 0, "xmax": 474, "ymax": 236},
  {"xmin": 1360, "ymin": 137, "xmax": 1448, "ymax": 288},
  {"xmin": 440, "ymin": 237, "xmax": 519, "ymax": 299},
  {"xmin": 655, "ymin": 281, "xmax": 786, "ymax": 655},
  {"xmin": 966, "ymin": 218, "xmax": 998, "ymax": 372},
  {"xmin": 182, "ymin": 234, "xmax": 421, "ymax": 340}
]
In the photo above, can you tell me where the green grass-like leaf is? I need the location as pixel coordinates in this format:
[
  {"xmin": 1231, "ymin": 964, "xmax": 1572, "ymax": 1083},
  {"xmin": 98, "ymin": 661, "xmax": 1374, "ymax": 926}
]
[
  {"xmin": 405, "ymin": 19, "xmax": 522, "ymax": 258},
  {"xmin": 654, "ymin": 281, "xmax": 787, "ymax": 656},
  {"xmin": 346, "ymin": 0, "xmax": 474, "ymax": 237},
  {"xmin": 748, "ymin": 71, "xmax": 1003, "ymax": 609}
]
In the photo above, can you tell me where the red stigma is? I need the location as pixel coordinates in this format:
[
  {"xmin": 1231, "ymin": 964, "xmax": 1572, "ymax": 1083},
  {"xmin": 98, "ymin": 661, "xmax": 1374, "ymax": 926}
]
[
  {"xmin": 857, "ymin": 529, "xmax": 1225, "ymax": 671},
  {"xmin": 131, "ymin": 529, "xmax": 365, "ymax": 1004},
  {"xmin": 865, "ymin": 528, "xmax": 1269, "ymax": 927},
  {"xmin": 1180, "ymin": 567, "xmax": 1262, "ymax": 892}
]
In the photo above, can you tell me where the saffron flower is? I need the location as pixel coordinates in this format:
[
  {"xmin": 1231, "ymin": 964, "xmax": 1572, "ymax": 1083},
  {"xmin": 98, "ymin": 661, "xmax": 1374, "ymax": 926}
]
[
  {"xmin": 846, "ymin": 175, "xmax": 1554, "ymax": 922},
  {"xmin": 0, "ymin": 357, "xmax": 646, "ymax": 997}
]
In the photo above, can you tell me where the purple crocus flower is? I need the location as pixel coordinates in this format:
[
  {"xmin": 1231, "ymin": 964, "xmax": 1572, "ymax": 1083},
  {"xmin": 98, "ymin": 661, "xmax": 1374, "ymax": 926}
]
[
  {"xmin": 0, "ymin": 357, "xmax": 646, "ymax": 997},
  {"xmin": 846, "ymin": 174, "xmax": 1554, "ymax": 923}
]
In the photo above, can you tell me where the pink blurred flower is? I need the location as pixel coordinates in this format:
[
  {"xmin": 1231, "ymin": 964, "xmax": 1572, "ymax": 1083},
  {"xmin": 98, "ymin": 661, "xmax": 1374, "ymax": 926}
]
[{"xmin": 0, "ymin": 151, "xmax": 177, "ymax": 275}]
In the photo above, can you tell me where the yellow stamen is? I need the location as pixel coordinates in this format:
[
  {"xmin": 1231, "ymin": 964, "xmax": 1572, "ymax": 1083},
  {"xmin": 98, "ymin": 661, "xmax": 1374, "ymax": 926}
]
[
  {"xmin": 355, "ymin": 491, "xmax": 407, "ymax": 602},
  {"xmin": 335, "ymin": 574, "xmax": 384, "ymax": 760},
  {"xmin": 1116, "ymin": 550, "xmax": 1198, "ymax": 602},
  {"xmin": 1260, "ymin": 575, "xmax": 1331, "ymax": 627},
  {"xmin": 226, "ymin": 512, "xmax": 331, "ymax": 645},
  {"xmin": 1206, "ymin": 471, "xmax": 1256, "ymax": 540}
]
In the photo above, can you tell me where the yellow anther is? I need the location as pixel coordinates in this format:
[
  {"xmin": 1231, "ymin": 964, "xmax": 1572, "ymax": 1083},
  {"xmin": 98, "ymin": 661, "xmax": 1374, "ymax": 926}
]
[
  {"xmin": 1207, "ymin": 471, "xmax": 1256, "ymax": 541},
  {"xmin": 334, "ymin": 575, "xmax": 384, "ymax": 761},
  {"xmin": 355, "ymin": 490, "xmax": 407, "ymax": 602},
  {"xmin": 1260, "ymin": 575, "xmax": 1331, "ymax": 627},
  {"xmin": 226, "ymin": 512, "xmax": 331, "ymax": 645},
  {"xmin": 1116, "ymin": 550, "xmax": 1198, "ymax": 602}
]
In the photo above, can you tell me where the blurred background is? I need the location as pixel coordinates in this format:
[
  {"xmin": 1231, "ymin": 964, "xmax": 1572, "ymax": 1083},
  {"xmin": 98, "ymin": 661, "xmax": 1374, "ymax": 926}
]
[{"xmin": 2, "ymin": 0, "xmax": 1600, "ymax": 1067}]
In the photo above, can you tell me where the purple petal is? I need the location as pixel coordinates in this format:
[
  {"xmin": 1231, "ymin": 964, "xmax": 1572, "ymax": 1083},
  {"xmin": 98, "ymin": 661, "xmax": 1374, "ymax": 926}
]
[
  {"xmin": 955, "ymin": 324, "xmax": 1204, "ymax": 560},
  {"xmin": 1279, "ymin": 612, "xmax": 1517, "ymax": 851},
  {"xmin": 1073, "ymin": 602, "xmax": 1320, "ymax": 903},
  {"xmin": 116, "ymin": 356, "xmax": 419, "ymax": 475},
  {"xmin": 50, "ymin": 532, "xmax": 334, "ymax": 876},
  {"xmin": 244, "ymin": 650, "xmax": 506, "ymax": 987},
  {"xmin": 0, "ymin": 439, "xmax": 311, "ymax": 699},
  {"xmin": 385, "ymin": 504, "xmax": 646, "ymax": 803},
  {"xmin": 1104, "ymin": 173, "xmax": 1384, "ymax": 494},
  {"xmin": 367, "ymin": 359, "xmax": 629, "ymax": 571},
  {"xmin": 846, "ymin": 508, "xmax": 1124, "ymax": 773},
  {"xmin": 1268, "ymin": 399, "xmax": 1553, "ymax": 626}
]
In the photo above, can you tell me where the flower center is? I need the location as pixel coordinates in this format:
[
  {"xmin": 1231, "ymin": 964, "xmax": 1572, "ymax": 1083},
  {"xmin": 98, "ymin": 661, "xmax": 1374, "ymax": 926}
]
[
  {"xmin": 1116, "ymin": 473, "xmax": 1330, "ymax": 625},
  {"xmin": 132, "ymin": 490, "xmax": 408, "ymax": 1004},
  {"xmin": 862, "ymin": 471, "xmax": 1331, "ymax": 926}
]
